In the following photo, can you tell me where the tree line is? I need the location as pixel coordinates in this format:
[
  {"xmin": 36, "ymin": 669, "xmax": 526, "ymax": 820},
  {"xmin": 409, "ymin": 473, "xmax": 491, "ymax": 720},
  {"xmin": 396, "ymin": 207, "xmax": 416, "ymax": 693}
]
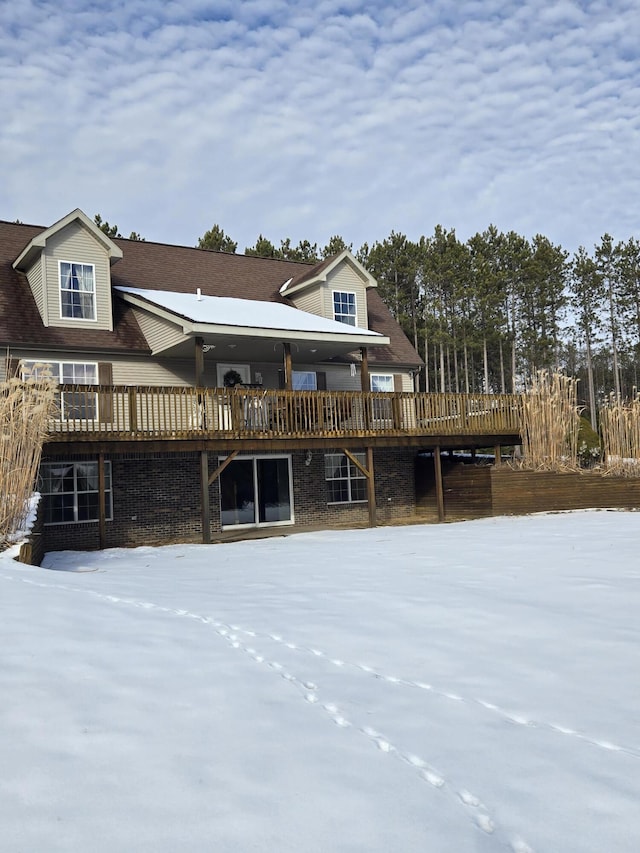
[{"xmin": 96, "ymin": 214, "xmax": 640, "ymax": 419}]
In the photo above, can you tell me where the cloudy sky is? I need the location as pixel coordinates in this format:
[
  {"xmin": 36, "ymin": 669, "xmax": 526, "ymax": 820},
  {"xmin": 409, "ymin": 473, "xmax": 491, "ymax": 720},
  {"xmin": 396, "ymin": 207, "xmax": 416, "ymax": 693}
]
[{"xmin": 2, "ymin": 0, "xmax": 639, "ymax": 255}]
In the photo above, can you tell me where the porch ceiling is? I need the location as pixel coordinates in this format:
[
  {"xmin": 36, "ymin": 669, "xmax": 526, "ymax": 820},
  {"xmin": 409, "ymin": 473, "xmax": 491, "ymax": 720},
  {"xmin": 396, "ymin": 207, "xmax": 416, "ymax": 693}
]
[{"xmin": 159, "ymin": 332, "xmax": 368, "ymax": 364}]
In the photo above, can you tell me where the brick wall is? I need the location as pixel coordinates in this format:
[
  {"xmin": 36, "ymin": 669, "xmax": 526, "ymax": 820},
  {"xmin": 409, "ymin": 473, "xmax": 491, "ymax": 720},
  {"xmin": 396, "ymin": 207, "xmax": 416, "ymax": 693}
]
[{"xmin": 41, "ymin": 446, "xmax": 420, "ymax": 552}]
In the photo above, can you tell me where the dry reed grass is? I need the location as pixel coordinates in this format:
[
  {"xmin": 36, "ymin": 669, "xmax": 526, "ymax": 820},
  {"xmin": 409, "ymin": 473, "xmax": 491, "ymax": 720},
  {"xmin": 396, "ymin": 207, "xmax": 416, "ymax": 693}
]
[
  {"xmin": 0, "ymin": 375, "xmax": 57, "ymax": 545},
  {"xmin": 517, "ymin": 370, "xmax": 581, "ymax": 472},
  {"xmin": 600, "ymin": 394, "xmax": 640, "ymax": 476}
]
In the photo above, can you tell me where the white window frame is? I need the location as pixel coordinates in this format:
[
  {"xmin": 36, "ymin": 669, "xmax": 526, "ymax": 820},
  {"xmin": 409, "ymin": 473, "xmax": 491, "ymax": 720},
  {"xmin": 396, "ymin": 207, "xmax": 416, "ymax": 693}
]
[
  {"xmin": 21, "ymin": 360, "xmax": 98, "ymax": 421},
  {"xmin": 370, "ymin": 374, "xmax": 394, "ymax": 392},
  {"xmin": 292, "ymin": 370, "xmax": 317, "ymax": 391},
  {"xmin": 332, "ymin": 290, "xmax": 357, "ymax": 326},
  {"xmin": 325, "ymin": 452, "xmax": 367, "ymax": 505},
  {"xmin": 59, "ymin": 261, "xmax": 96, "ymax": 321},
  {"xmin": 218, "ymin": 454, "xmax": 294, "ymax": 529},
  {"xmin": 40, "ymin": 461, "xmax": 113, "ymax": 525}
]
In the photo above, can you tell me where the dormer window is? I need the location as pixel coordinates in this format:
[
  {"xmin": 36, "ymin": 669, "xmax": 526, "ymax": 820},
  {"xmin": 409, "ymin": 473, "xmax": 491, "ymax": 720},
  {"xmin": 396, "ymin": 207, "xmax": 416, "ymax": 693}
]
[
  {"xmin": 333, "ymin": 291, "xmax": 357, "ymax": 326},
  {"xmin": 60, "ymin": 261, "xmax": 96, "ymax": 320}
]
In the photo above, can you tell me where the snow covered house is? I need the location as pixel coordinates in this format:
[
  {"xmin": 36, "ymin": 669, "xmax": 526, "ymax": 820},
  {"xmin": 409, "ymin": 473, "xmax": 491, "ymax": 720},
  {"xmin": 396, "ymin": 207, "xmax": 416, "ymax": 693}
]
[{"xmin": 0, "ymin": 209, "xmax": 520, "ymax": 552}]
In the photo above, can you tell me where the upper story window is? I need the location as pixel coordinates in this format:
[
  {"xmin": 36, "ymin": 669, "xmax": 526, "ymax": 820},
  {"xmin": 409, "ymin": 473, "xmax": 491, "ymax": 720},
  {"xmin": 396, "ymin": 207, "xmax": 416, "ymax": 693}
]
[
  {"xmin": 333, "ymin": 291, "xmax": 357, "ymax": 326},
  {"xmin": 292, "ymin": 371, "xmax": 317, "ymax": 391},
  {"xmin": 59, "ymin": 261, "xmax": 96, "ymax": 320}
]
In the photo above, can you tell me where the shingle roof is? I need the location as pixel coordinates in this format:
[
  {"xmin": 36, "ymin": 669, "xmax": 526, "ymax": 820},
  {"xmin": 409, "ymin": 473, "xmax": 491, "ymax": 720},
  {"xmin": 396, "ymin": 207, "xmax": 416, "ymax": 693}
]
[{"xmin": 0, "ymin": 219, "xmax": 422, "ymax": 366}]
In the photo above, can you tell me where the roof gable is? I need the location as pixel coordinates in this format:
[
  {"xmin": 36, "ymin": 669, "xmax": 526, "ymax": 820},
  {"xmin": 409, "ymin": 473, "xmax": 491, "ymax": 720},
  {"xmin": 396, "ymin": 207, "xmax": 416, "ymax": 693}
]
[
  {"xmin": 279, "ymin": 250, "xmax": 376, "ymax": 297},
  {"xmin": 12, "ymin": 209, "xmax": 123, "ymax": 272}
]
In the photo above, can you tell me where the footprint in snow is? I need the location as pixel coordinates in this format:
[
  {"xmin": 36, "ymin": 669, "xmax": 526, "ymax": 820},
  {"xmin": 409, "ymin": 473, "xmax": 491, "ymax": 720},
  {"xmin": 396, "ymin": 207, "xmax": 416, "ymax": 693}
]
[
  {"xmin": 458, "ymin": 790, "xmax": 481, "ymax": 807},
  {"xmin": 421, "ymin": 769, "xmax": 444, "ymax": 788},
  {"xmin": 594, "ymin": 739, "xmax": 621, "ymax": 751},
  {"xmin": 511, "ymin": 838, "xmax": 536, "ymax": 853},
  {"xmin": 476, "ymin": 814, "xmax": 495, "ymax": 834}
]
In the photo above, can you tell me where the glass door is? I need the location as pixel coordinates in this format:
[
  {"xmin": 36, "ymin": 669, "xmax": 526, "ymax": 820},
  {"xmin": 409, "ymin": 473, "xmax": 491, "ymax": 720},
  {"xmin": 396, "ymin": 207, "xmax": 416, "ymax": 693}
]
[{"xmin": 219, "ymin": 456, "xmax": 293, "ymax": 528}]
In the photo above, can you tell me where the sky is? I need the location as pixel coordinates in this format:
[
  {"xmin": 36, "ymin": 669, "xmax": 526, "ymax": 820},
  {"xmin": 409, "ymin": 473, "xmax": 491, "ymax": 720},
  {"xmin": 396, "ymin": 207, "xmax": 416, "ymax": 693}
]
[
  {"xmin": 2, "ymin": 511, "xmax": 639, "ymax": 852},
  {"xmin": 2, "ymin": 0, "xmax": 640, "ymax": 256}
]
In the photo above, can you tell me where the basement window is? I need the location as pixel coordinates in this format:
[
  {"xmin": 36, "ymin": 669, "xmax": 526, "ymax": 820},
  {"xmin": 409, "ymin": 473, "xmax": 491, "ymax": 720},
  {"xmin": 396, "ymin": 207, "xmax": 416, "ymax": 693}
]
[
  {"xmin": 325, "ymin": 452, "xmax": 367, "ymax": 504},
  {"xmin": 40, "ymin": 461, "xmax": 113, "ymax": 525}
]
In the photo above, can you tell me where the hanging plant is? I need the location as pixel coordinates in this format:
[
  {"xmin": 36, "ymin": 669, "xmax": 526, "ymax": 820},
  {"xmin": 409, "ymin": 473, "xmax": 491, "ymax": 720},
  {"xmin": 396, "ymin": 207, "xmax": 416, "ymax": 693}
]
[{"xmin": 223, "ymin": 369, "xmax": 243, "ymax": 388}]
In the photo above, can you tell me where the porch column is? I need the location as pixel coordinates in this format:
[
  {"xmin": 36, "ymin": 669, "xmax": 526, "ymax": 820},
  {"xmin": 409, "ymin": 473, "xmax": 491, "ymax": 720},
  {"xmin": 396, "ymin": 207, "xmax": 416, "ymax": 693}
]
[
  {"xmin": 98, "ymin": 452, "xmax": 106, "ymax": 550},
  {"xmin": 434, "ymin": 446, "xmax": 445, "ymax": 523},
  {"xmin": 343, "ymin": 449, "xmax": 376, "ymax": 528},
  {"xmin": 283, "ymin": 342, "xmax": 293, "ymax": 390},
  {"xmin": 195, "ymin": 336, "xmax": 204, "ymax": 387},
  {"xmin": 366, "ymin": 446, "xmax": 377, "ymax": 527},
  {"xmin": 360, "ymin": 347, "xmax": 370, "ymax": 391},
  {"xmin": 200, "ymin": 450, "xmax": 211, "ymax": 544}
]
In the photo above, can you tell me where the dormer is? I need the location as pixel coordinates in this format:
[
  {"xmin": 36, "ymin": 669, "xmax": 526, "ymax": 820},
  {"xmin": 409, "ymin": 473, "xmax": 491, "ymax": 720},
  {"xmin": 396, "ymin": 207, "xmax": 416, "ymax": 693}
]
[
  {"xmin": 279, "ymin": 250, "xmax": 377, "ymax": 330},
  {"xmin": 12, "ymin": 208, "xmax": 122, "ymax": 331}
]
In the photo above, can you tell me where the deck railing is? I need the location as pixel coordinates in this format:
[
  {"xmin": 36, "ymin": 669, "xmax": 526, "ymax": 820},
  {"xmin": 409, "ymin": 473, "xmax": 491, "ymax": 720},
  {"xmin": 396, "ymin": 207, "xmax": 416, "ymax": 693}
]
[{"xmin": 45, "ymin": 385, "xmax": 523, "ymax": 440}]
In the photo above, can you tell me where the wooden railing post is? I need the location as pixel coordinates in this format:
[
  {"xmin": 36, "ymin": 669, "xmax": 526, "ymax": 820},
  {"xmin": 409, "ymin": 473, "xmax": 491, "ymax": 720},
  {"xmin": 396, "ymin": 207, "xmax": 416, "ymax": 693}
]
[
  {"xmin": 231, "ymin": 390, "xmax": 243, "ymax": 434},
  {"xmin": 128, "ymin": 387, "xmax": 138, "ymax": 433},
  {"xmin": 392, "ymin": 393, "xmax": 403, "ymax": 430}
]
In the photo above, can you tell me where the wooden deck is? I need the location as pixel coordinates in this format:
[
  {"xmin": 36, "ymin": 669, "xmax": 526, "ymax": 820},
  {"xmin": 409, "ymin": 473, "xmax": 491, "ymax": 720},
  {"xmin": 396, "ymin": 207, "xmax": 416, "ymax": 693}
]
[{"xmin": 44, "ymin": 386, "xmax": 523, "ymax": 448}]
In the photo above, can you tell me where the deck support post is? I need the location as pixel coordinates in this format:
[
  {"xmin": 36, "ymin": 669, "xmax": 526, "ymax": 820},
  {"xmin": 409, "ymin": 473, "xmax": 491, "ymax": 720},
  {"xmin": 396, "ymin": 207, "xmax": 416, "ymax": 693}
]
[
  {"xmin": 343, "ymin": 447, "xmax": 376, "ymax": 528},
  {"xmin": 366, "ymin": 446, "xmax": 376, "ymax": 527},
  {"xmin": 434, "ymin": 446, "xmax": 445, "ymax": 523},
  {"xmin": 200, "ymin": 450, "xmax": 210, "ymax": 544},
  {"xmin": 494, "ymin": 444, "xmax": 502, "ymax": 467},
  {"xmin": 98, "ymin": 452, "xmax": 106, "ymax": 550}
]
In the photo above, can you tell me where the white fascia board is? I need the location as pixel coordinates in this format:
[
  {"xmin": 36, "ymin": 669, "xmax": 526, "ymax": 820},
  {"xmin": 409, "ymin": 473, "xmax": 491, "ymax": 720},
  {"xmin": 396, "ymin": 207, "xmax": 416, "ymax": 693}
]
[
  {"xmin": 280, "ymin": 251, "xmax": 377, "ymax": 297},
  {"xmin": 188, "ymin": 321, "xmax": 390, "ymax": 348},
  {"xmin": 13, "ymin": 208, "xmax": 123, "ymax": 271}
]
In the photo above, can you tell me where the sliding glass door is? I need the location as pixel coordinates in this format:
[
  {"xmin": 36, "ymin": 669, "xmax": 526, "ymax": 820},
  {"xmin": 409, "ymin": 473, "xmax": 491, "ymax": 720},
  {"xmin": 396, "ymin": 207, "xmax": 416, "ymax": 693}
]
[{"xmin": 219, "ymin": 456, "xmax": 293, "ymax": 528}]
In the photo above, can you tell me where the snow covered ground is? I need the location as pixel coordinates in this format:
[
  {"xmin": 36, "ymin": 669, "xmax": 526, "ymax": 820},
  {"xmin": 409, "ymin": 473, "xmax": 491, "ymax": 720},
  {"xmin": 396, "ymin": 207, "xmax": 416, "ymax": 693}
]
[{"xmin": 1, "ymin": 511, "xmax": 639, "ymax": 853}]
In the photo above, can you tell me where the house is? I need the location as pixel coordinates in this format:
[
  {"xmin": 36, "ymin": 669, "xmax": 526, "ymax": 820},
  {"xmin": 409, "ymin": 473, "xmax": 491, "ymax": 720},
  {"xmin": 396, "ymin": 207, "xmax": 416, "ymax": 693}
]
[{"xmin": 0, "ymin": 209, "xmax": 520, "ymax": 552}]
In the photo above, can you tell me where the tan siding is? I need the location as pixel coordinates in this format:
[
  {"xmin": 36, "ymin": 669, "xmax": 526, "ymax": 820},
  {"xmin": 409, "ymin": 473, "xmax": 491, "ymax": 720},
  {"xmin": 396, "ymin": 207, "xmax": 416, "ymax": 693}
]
[
  {"xmin": 110, "ymin": 355, "xmax": 195, "ymax": 386},
  {"xmin": 130, "ymin": 306, "xmax": 187, "ymax": 355},
  {"xmin": 325, "ymin": 265, "xmax": 369, "ymax": 328},
  {"xmin": 25, "ymin": 258, "xmax": 46, "ymax": 322},
  {"xmin": 289, "ymin": 283, "xmax": 324, "ymax": 316},
  {"xmin": 322, "ymin": 364, "xmax": 361, "ymax": 391},
  {"xmin": 43, "ymin": 221, "xmax": 113, "ymax": 331}
]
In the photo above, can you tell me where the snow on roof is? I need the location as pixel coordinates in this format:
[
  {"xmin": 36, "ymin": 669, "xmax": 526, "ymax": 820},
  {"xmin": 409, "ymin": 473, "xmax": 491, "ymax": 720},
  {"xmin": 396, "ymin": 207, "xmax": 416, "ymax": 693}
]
[{"xmin": 115, "ymin": 286, "xmax": 382, "ymax": 337}]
